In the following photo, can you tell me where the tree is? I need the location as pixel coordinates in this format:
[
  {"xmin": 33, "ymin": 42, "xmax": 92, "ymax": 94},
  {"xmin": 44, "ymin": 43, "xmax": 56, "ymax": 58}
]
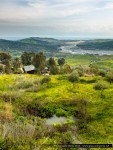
[
  {"xmin": 68, "ymin": 71, "xmax": 80, "ymax": 88},
  {"xmin": 21, "ymin": 52, "xmax": 35, "ymax": 65},
  {"xmin": 58, "ymin": 58, "xmax": 65, "ymax": 66},
  {"xmin": 48, "ymin": 57, "xmax": 59, "ymax": 74},
  {"xmin": 13, "ymin": 58, "xmax": 21, "ymax": 73},
  {"xmin": 0, "ymin": 52, "xmax": 11, "ymax": 62},
  {"xmin": 50, "ymin": 66, "xmax": 59, "ymax": 75},
  {"xmin": 33, "ymin": 52, "xmax": 46, "ymax": 71},
  {"xmin": 48, "ymin": 58, "xmax": 56, "ymax": 67},
  {"xmin": 0, "ymin": 52, "xmax": 11, "ymax": 73},
  {"xmin": 0, "ymin": 52, "xmax": 11, "ymax": 66}
]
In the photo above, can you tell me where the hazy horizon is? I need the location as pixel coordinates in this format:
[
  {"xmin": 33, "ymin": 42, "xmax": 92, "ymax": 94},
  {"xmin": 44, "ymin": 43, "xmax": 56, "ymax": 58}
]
[
  {"xmin": 1, "ymin": 0, "xmax": 113, "ymax": 38},
  {"xmin": 1, "ymin": 36, "xmax": 113, "ymax": 41}
]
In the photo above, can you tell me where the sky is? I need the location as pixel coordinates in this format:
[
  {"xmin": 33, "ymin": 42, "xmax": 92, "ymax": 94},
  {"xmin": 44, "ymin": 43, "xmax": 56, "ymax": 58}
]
[{"xmin": 0, "ymin": 0, "xmax": 113, "ymax": 39}]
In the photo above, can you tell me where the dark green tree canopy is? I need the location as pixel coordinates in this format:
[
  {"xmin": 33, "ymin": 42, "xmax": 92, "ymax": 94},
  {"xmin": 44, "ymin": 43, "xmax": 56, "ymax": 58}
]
[
  {"xmin": 21, "ymin": 52, "xmax": 35, "ymax": 65},
  {"xmin": 33, "ymin": 52, "xmax": 46, "ymax": 71},
  {"xmin": 58, "ymin": 58, "xmax": 65, "ymax": 66},
  {"xmin": 0, "ymin": 52, "xmax": 11, "ymax": 68},
  {"xmin": 48, "ymin": 57, "xmax": 56, "ymax": 67}
]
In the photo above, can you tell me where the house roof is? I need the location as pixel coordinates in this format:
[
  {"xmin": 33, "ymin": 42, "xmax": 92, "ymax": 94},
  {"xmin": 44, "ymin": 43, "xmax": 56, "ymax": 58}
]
[{"xmin": 23, "ymin": 65, "xmax": 35, "ymax": 72}]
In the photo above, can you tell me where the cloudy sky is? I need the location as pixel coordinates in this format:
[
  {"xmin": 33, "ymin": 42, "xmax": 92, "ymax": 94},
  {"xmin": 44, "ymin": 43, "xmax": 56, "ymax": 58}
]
[{"xmin": 0, "ymin": 0, "xmax": 113, "ymax": 39}]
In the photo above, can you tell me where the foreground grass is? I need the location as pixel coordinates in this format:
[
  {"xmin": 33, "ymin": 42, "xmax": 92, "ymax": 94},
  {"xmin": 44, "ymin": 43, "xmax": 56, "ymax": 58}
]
[{"xmin": 0, "ymin": 74, "xmax": 113, "ymax": 149}]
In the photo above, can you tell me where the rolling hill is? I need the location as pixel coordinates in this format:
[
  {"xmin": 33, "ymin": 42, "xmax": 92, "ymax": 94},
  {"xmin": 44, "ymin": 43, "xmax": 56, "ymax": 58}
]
[
  {"xmin": 0, "ymin": 37, "xmax": 64, "ymax": 53},
  {"xmin": 77, "ymin": 39, "xmax": 113, "ymax": 50}
]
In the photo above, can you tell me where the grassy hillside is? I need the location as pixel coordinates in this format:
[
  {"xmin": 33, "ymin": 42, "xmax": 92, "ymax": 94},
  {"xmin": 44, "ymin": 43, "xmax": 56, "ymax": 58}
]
[
  {"xmin": 77, "ymin": 39, "xmax": 113, "ymax": 50},
  {"xmin": 0, "ymin": 37, "xmax": 64, "ymax": 57},
  {"xmin": 0, "ymin": 73, "xmax": 113, "ymax": 149}
]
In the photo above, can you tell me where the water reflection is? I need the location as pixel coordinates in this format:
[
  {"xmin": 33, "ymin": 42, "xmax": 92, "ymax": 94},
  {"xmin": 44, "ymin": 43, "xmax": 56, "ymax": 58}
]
[{"xmin": 46, "ymin": 115, "xmax": 74, "ymax": 125}]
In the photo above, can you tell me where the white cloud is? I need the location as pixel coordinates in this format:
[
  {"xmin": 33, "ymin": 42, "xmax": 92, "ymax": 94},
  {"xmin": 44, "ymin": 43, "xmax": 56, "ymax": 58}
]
[{"xmin": 0, "ymin": 0, "xmax": 113, "ymax": 37}]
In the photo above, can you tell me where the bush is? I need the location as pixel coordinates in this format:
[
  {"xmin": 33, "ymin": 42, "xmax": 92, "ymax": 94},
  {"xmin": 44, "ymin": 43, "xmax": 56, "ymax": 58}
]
[
  {"xmin": 106, "ymin": 71, "xmax": 113, "ymax": 84},
  {"xmin": 16, "ymin": 81, "xmax": 34, "ymax": 89},
  {"xmin": 0, "ymin": 138, "xmax": 7, "ymax": 150},
  {"xmin": 41, "ymin": 76, "xmax": 51, "ymax": 84},
  {"xmin": 0, "ymin": 92, "xmax": 21, "ymax": 103},
  {"xmin": 98, "ymin": 69, "xmax": 106, "ymax": 77},
  {"xmin": 89, "ymin": 65, "xmax": 99, "ymax": 75},
  {"xmin": 68, "ymin": 71, "xmax": 80, "ymax": 87},
  {"xmin": 50, "ymin": 66, "xmax": 59, "ymax": 75},
  {"xmin": 94, "ymin": 81, "xmax": 109, "ymax": 90},
  {"xmin": 56, "ymin": 108, "xmax": 67, "ymax": 117}
]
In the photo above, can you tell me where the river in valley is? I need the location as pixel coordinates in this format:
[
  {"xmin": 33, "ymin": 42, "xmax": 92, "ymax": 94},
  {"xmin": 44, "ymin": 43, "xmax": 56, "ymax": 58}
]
[{"xmin": 60, "ymin": 42, "xmax": 113, "ymax": 56}]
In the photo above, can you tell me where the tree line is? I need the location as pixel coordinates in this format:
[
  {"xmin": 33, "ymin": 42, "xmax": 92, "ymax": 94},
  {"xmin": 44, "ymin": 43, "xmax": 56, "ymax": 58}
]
[{"xmin": 0, "ymin": 52, "xmax": 71, "ymax": 74}]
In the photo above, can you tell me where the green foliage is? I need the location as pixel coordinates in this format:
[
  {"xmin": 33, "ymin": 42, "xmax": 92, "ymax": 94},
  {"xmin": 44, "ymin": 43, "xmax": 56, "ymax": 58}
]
[
  {"xmin": 106, "ymin": 70, "xmax": 113, "ymax": 84},
  {"xmin": 0, "ymin": 71, "xmax": 113, "ymax": 148},
  {"xmin": 0, "ymin": 52, "xmax": 12, "ymax": 73},
  {"xmin": 57, "ymin": 58, "xmax": 65, "ymax": 66},
  {"xmin": 21, "ymin": 52, "xmax": 34, "ymax": 65},
  {"xmin": 0, "ymin": 37, "xmax": 62, "ymax": 54},
  {"xmin": 68, "ymin": 71, "xmax": 80, "ymax": 87},
  {"xmin": 0, "ymin": 65, "xmax": 5, "ymax": 73},
  {"xmin": 60, "ymin": 64, "xmax": 72, "ymax": 74},
  {"xmin": 50, "ymin": 66, "xmax": 59, "ymax": 75},
  {"xmin": 89, "ymin": 64, "xmax": 99, "ymax": 75},
  {"xmin": 41, "ymin": 76, "xmax": 51, "ymax": 84},
  {"xmin": 0, "ymin": 91, "xmax": 21, "ymax": 103},
  {"xmin": 33, "ymin": 52, "xmax": 46, "ymax": 71},
  {"xmin": 0, "ymin": 138, "xmax": 7, "ymax": 150},
  {"xmin": 98, "ymin": 69, "xmax": 106, "ymax": 77},
  {"xmin": 0, "ymin": 52, "xmax": 11, "ymax": 62},
  {"xmin": 94, "ymin": 81, "xmax": 109, "ymax": 90},
  {"xmin": 13, "ymin": 57, "xmax": 21, "ymax": 73},
  {"xmin": 56, "ymin": 108, "xmax": 68, "ymax": 117},
  {"xmin": 48, "ymin": 57, "xmax": 56, "ymax": 67}
]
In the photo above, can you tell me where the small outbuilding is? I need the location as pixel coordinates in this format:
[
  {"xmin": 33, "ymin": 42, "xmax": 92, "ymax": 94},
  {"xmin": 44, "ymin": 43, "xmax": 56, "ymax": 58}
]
[{"xmin": 23, "ymin": 65, "xmax": 36, "ymax": 74}]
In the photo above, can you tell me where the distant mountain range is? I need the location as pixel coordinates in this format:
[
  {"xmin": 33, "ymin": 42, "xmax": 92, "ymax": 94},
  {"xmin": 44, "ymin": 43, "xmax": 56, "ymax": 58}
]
[
  {"xmin": 1, "ymin": 38, "xmax": 113, "ymax": 57},
  {"xmin": 0, "ymin": 37, "xmax": 64, "ymax": 53}
]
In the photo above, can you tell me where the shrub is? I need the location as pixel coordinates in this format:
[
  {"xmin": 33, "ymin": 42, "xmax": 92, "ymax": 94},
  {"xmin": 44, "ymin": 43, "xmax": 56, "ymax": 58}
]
[
  {"xmin": 68, "ymin": 71, "xmax": 80, "ymax": 87},
  {"xmin": 59, "ymin": 131, "xmax": 73, "ymax": 144},
  {"xmin": 16, "ymin": 81, "xmax": 34, "ymax": 89},
  {"xmin": 56, "ymin": 108, "xmax": 67, "ymax": 117},
  {"xmin": 94, "ymin": 81, "xmax": 109, "ymax": 90},
  {"xmin": 0, "ymin": 103, "xmax": 13, "ymax": 122},
  {"xmin": 98, "ymin": 69, "xmax": 106, "ymax": 77},
  {"xmin": 106, "ymin": 71, "xmax": 113, "ymax": 84},
  {"xmin": 94, "ymin": 81, "xmax": 109, "ymax": 98},
  {"xmin": 0, "ymin": 91, "xmax": 21, "ymax": 103},
  {"xmin": 41, "ymin": 76, "xmax": 51, "ymax": 84},
  {"xmin": 89, "ymin": 65, "xmax": 99, "ymax": 75}
]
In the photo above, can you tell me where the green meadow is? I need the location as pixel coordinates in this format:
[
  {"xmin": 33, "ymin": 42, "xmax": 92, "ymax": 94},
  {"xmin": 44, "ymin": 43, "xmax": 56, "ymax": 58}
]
[{"xmin": 0, "ymin": 54, "xmax": 113, "ymax": 149}]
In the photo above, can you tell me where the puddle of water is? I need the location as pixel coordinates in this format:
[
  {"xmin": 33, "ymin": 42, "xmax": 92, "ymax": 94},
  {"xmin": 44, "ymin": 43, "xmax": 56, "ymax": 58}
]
[{"xmin": 46, "ymin": 115, "xmax": 75, "ymax": 125}]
